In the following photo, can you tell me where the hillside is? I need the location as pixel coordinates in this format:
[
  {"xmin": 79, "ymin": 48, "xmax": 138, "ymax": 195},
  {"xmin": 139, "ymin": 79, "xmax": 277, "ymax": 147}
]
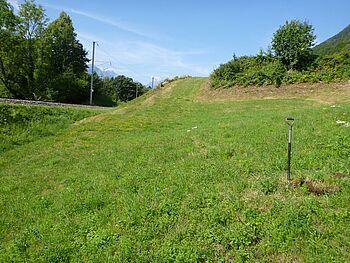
[
  {"xmin": 313, "ymin": 24, "xmax": 350, "ymax": 55},
  {"xmin": 1, "ymin": 78, "xmax": 350, "ymax": 261}
]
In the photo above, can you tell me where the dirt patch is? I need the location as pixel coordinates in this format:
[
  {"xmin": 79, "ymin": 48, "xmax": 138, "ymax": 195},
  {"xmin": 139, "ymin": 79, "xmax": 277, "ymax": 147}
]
[
  {"xmin": 292, "ymin": 178, "xmax": 306, "ymax": 189},
  {"xmin": 293, "ymin": 179, "xmax": 341, "ymax": 195},
  {"xmin": 305, "ymin": 180, "xmax": 341, "ymax": 195},
  {"xmin": 268, "ymin": 254, "xmax": 301, "ymax": 263},
  {"xmin": 196, "ymin": 80, "xmax": 350, "ymax": 104},
  {"xmin": 334, "ymin": 172, "xmax": 350, "ymax": 179}
]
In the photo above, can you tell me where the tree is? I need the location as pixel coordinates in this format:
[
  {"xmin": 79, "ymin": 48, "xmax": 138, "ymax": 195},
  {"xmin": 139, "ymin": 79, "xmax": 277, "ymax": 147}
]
[
  {"xmin": 39, "ymin": 11, "xmax": 89, "ymax": 102},
  {"xmin": 0, "ymin": 0, "xmax": 23, "ymax": 98},
  {"xmin": 115, "ymin": 75, "xmax": 147, "ymax": 102},
  {"xmin": 0, "ymin": 0, "xmax": 48, "ymax": 99},
  {"xmin": 271, "ymin": 20, "xmax": 316, "ymax": 70},
  {"xmin": 18, "ymin": 0, "xmax": 48, "ymax": 98}
]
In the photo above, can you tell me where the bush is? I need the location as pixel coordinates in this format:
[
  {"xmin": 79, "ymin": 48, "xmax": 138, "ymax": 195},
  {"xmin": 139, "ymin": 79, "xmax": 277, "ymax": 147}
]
[
  {"xmin": 210, "ymin": 56, "xmax": 287, "ymax": 88},
  {"xmin": 210, "ymin": 20, "xmax": 349, "ymax": 89},
  {"xmin": 210, "ymin": 50, "xmax": 350, "ymax": 89}
]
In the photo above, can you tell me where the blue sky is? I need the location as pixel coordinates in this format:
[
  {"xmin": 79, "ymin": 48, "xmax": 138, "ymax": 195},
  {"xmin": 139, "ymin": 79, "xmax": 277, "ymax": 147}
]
[{"xmin": 8, "ymin": 0, "xmax": 350, "ymax": 85}]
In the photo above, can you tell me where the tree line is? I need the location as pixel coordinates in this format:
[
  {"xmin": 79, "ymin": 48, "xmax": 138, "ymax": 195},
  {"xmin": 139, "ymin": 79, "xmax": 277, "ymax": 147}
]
[
  {"xmin": 0, "ymin": 0, "xmax": 149, "ymax": 105},
  {"xmin": 211, "ymin": 20, "xmax": 350, "ymax": 88}
]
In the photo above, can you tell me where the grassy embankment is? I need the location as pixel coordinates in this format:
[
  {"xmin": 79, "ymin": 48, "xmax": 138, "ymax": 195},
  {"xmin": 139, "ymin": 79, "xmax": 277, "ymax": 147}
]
[
  {"xmin": 0, "ymin": 78, "xmax": 350, "ymax": 262},
  {"xmin": 0, "ymin": 104, "xmax": 107, "ymax": 153}
]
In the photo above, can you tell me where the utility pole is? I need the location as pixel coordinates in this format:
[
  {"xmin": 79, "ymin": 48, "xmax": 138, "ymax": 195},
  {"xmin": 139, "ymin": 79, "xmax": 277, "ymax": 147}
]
[
  {"xmin": 90, "ymin": 41, "xmax": 96, "ymax": 105},
  {"xmin": 151, "ymin": 76, "xmax": 155, "ymax": 89},
  {"xmin": 115, "ymin": 77, "xmax": 118, "ymax": 106}
]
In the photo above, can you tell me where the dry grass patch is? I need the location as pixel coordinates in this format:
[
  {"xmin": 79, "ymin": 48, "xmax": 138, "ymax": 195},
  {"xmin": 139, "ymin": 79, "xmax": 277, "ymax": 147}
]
[{"xmin": 197, "ymin": 80, "xmax": 350, "ymax": 104}]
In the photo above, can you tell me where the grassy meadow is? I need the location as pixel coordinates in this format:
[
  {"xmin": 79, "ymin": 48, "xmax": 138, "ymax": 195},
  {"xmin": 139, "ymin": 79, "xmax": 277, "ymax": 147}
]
[
  {"xmin": 0, "ymin": 104, "xmax": 107, "ymax": 153},
  {"xmin": 0, "ymin": 78, "xmax": 350, "ymax": 262}
]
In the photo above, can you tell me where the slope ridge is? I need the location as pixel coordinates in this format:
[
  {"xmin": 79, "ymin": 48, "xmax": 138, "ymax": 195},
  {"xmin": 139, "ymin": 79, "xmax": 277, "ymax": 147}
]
[{"xmin": 314, "ymin": 24, "xmax": 350, "ymax": 55}]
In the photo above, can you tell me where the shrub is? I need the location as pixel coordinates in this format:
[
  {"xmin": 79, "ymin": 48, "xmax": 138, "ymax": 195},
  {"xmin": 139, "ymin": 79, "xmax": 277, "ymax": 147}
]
[{"xmin": 210, "ymin": 50, "xmax": 350, "ymax": 89}]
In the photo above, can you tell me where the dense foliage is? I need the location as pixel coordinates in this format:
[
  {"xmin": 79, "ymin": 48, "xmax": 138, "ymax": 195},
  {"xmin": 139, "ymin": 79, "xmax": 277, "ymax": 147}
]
[
  {"xmin": 211, "ymin": 20, "xmax": 350, "ymax": 89},
  {"xmin": 211, "ymin": 53, "xmax": 286, "ymax": 88},
  {"xmin": 272, "ymin": 20, "xmax": 316, "ymax": 70},
  {"xmin": 0, "ymin": 0, "xmax": 88, "ymax": 102},
  {"xmin": 0, "ymin": 0, "xmax": 149, "ymax": 105},
  {"xmin": 90, "ymin": 74, "xmax": 150, "ymax": 107}
]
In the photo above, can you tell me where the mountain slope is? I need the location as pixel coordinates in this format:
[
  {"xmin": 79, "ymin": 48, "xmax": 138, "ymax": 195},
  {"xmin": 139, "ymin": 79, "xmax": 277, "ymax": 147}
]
[
  {"xmin": 87, "ymin": 64, "xmax": 118, "ymax": 78},
  {"xmin": 313, "ymin": 24, "xmax": 350, "ymax": 55}
]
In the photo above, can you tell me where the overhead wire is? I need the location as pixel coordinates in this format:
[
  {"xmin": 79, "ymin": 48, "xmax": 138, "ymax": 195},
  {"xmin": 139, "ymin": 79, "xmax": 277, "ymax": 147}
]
[{"xmin": 96, "ymin": 44, "xmax": 144, "ymax": 77}]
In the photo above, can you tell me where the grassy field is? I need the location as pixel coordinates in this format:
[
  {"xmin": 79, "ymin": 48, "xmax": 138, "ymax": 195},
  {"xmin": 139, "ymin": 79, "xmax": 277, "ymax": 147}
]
[
  {"xmin": 0, "ymin": 103, "xmax": 108, "ymax": 153},
  {"xmin": 0, "ymin": 78, "xmax": 349, "ymax": 262}
]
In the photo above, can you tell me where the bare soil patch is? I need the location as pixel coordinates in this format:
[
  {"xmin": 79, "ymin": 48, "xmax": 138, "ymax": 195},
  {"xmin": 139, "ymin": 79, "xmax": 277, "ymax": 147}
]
[
  {"xmin": 334, "ymin": 172, "xmax": 350, "ymax": 179},
  {"xmin": 292, "ymin": 179, "xmax": 341, "ymax": 195},
  {"xmin": 197, "ymin": 80, "xmax": 350, "ymax": 104}
]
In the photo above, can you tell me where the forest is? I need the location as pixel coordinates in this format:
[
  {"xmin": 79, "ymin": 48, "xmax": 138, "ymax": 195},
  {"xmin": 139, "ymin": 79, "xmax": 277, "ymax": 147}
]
[{"xmin": 0, "ymin": 0, "xmax": 149, "ymax": 106}]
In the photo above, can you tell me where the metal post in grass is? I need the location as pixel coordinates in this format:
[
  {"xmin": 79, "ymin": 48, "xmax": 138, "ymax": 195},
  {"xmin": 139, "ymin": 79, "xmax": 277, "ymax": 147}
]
[{"xmin": 285, "ymin": 117, "xmax": 295, "ymax": 184}]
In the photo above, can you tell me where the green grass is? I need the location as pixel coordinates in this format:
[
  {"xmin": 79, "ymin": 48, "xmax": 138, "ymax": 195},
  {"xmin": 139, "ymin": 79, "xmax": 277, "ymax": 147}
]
[
  {"xmin": 0, "ymin": 78, "xmax": 350, "ymax": 262},
  {"xmin": 0, "ymin": 103, "xmax": 107, "ymax": 153}
]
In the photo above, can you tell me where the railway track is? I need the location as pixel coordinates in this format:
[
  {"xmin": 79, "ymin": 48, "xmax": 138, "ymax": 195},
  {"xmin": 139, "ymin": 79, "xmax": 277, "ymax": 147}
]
[{"xmin": 0, "ymin": 98, "xmax": 112, "ymax": 109}]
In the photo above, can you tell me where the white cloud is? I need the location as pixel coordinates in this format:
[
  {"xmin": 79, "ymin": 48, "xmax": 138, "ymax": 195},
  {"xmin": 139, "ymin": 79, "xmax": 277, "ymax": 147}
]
[
  {"xmin": 44, "ymin": 3, "xmax": 156, "ymax": 39},
  {"xmin": 100, "ymin": 40, "xmax": 210, "ymax": 75},
  {"xmin": 77, "ymin": 31, "xmax": 210, "ymax": 77}
]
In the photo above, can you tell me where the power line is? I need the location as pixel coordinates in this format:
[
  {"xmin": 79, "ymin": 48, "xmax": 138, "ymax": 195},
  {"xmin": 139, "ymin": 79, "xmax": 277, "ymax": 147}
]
[
  {"xmin": 97, "ymin": 44, "xmax": 142, "ymax": 77},
  {"xmin": 91, "ymin": 42, "xmax": 155, "ymax": 85}
]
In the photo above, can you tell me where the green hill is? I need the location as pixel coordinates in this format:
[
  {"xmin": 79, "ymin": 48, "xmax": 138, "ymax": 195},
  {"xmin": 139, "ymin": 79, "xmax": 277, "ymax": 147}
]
[
  {"xmin": 1, "ymin": 78, "xmax": 350, "ymax": 261},
  {"xmin": 313, "ymin": 24, "xmax": 350, "ymax": 55}
]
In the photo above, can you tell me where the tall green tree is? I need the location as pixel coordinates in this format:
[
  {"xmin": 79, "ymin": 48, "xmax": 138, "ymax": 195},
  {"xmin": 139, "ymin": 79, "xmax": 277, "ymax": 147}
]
[
  {"xmin": 18, "ymin": 0, "xmax": 48, "ymax": 98},
  {"xmin": 272, "ymin": 20, "xmax": 316, "ymax": 70},
  {"xmin": 115, "ymin": 75, "xmax": 147, "ymax": 102},
  {"xmin": 90, "ymin": 74, "xmax": 149, "ymax": 106},
  {"xmin": 0, "ymin": 0, "xmax": 24, "ymax": 97},
  {"xmin": 39, "ymin": 11, "xmax": 89, "ymax": 102}
]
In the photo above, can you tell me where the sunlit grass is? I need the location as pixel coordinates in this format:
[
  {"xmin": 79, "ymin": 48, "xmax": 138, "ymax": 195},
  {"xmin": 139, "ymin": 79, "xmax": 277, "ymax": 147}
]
[{"xmin": 0, "ymin": 78, "xmax": 349, "ymax": 261}]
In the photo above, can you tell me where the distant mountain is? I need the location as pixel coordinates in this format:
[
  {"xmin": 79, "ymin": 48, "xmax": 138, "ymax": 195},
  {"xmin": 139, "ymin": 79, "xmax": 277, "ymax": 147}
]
[
  {"xmin": 87, "ymin": 64, "xmax": 118, "ymax": 78},
  {"xmin": 313, "ymin": 24, "xmax": 350, "ymax": 55}
]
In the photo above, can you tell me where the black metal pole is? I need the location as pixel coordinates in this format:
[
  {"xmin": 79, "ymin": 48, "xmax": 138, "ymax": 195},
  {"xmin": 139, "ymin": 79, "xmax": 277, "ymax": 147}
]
[
  {"xmin": 286, "ymin": 117, "xmax": 295, "ymax": 184},
  {"xmin": 287, "ymin": 124, "xmax": 292, "ymax": 183}
]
